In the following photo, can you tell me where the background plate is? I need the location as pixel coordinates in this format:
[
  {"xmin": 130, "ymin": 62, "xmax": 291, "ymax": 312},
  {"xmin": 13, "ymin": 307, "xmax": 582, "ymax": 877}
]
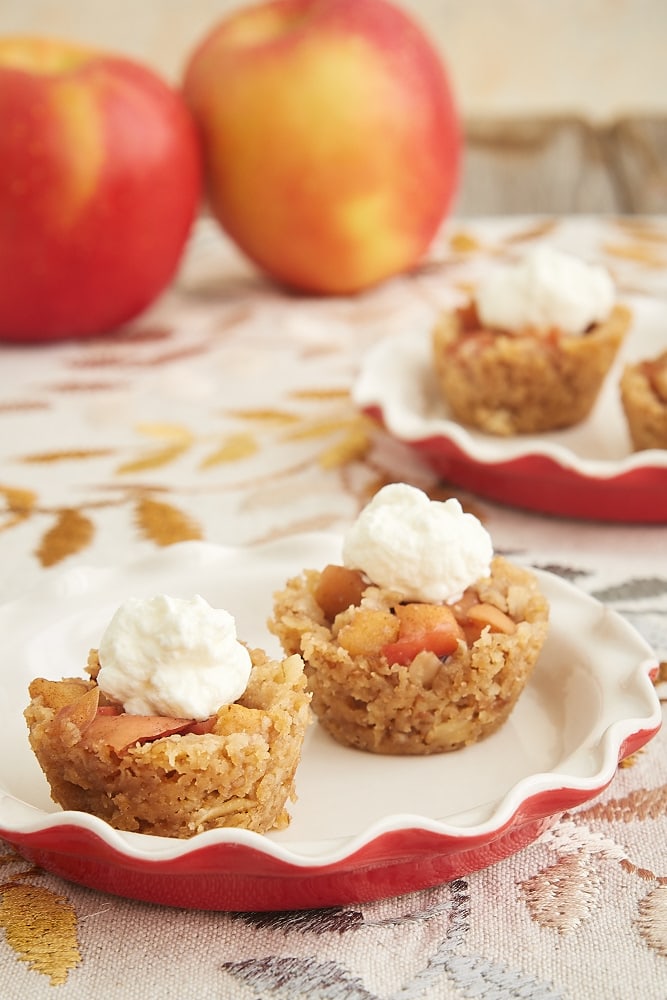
[{"xmin": 354, "ymin": 293, "xmax": 667, "ymax": 521}]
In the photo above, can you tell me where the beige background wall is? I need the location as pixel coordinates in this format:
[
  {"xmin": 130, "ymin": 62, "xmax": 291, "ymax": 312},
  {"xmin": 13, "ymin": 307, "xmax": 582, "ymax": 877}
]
[{"xmin": 1, "ymin": 0, "xmax": 666, "ymax": 122}]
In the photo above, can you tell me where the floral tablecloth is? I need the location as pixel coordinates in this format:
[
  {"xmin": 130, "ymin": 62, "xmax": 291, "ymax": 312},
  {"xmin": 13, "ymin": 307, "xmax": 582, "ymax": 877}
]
[{"xmin": 0, "ymin": 215, "xmax": 665, "ymax": 999}]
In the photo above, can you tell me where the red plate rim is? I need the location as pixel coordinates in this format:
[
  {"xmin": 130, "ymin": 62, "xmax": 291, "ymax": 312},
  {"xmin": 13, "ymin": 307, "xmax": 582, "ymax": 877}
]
[
  {"xmin": 0, "ymin": 716, "xmax": 659, "ymax": 911},
  {"xmin": 0, "ymin": 540, "xmax": 661, "ymax": 911}
]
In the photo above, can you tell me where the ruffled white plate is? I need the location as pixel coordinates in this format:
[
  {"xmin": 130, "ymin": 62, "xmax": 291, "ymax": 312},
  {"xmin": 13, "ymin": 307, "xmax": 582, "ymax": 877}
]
[
  {"xmin": 0, "ymin": 537, "xmax": 660, "ymax": 910},
  {"xmin": 354, "ymin": 293, "xmax": 667, "ymax": 521}
]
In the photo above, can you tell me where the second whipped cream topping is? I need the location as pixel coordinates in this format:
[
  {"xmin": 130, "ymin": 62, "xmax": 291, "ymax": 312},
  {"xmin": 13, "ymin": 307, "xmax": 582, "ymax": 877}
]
[
  {"xmin": 97, "ymin": 594, "xmax": 252, "ymax": 720},
  {"xmin": 476, "ymin": 245, "xmax": 615, "ymax": 336},
  {"xmin": 342, "ymin": 483, "xmax": 493, "ymax": 603}
]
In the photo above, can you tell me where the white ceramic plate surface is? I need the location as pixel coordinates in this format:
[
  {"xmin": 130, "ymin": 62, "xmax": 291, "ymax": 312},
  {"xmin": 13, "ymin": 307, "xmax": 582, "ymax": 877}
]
[{"xmin": 0, "ymin": 538, "xmax": 660, "ymax": 910}]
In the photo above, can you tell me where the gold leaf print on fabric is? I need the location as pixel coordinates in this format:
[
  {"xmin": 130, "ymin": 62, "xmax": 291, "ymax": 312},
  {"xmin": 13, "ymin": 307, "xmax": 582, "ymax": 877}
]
[
  {"xmin": 520, "ymin": 854, "xmax": 602, "ymax": 932},
  {"xmin": 603, "ymin": 241, "xmax": 667, "ymax": 268},
  {"xmin": 50, "ymin": 380, "xmax": 123, "ymax": 393},
  {"xmin": 227, "ymin": 408, "xmax": 301, "ymax": 426},
  {"xmin": 140, "ymin": 343, "xmax": 214, "ymax": 367},
  {"xmin": 134, "ymin": 422, "xmax": 193, "ymax": 441},
  {"xmin": 282, "ymin": 418, "xmax": 354, "ymax": 442},
  {"xmin": 0, "ymin": 485, "xmax": 36, "ymax": 531},
  {"xmin": 637, "ymin": 885, "xmax": 667, "ymax": 958},
  {"xmin": 577, "ymin": 786, "xmax": 667, "ymax": 824},
  {"xmin": 0, "ymin": 401, "xmax": 49, "ymax": 413},
  {"xmin": 289, "ymin": 388, "xmax": 350, "ymax": 403},
  {"xmin": 71, "ymin": 339, "xmax": 209, "ymax": 370},
  {"xmin": 117, "ymin": 423, "xmax": 193, "ymax": 475},
  {"xmin": 277, "ymin": 404, "xmax": 373, "ymax": 470},
  {"xmin": 619, "ymin": 858, "xmax": 667, "ymax": 883},
  {"xmin": 449, "ymin": 230, "xmax": 481, "ymax": 253},
  {"xmin": 20, "ymin": 448, "xmax": 113, "ymax": 464},
  {"xmin": 504, "ymin": 219, "xmax": 558, "ymax": 243},
  {"xmin": 318, "ymin": 420, "xmax": 372, "ymax": 469},
  {"xmin": 449, "ymin": 221, "xmax": 560, "ymax": 259},
  {"xmin": 269, "ymin": 384, "xmax": 375, "ymax": 471},
  {"xmin": 618, "ymin": 748, "xmax": 646, "ymax": 769},
  {"xmin": 0, "ymin": 883, "xmax": 81, "ymax": 985},
  {"xmin": 35, "ymin": 508, "xmax": 95, "ymax": 568},
  {"xmin": 200, "ymin": 432, "xmax": 259, "ymax": 469},
  {"xmin": 250, "ymin": 512, "xmax": 346, "ymax": 546},
  {"xmin": 117, "ymin": 443, "xmax": 191, "ymax": 474},
  {"xmin": 615, "ymin": 219, "xmax": 667, "ymax": 244},
  {"xmin": 134, "ymin": 497, "xmax": 203, "ymax": 546},
  {"xmin": 116, "ymin": 324, "xmax": 173, "ymax": 344}
]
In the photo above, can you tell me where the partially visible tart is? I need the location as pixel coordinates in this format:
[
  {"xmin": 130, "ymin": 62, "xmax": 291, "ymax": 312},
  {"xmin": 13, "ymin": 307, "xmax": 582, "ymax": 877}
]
[
  {"xmin": 620, "ymin": 350, "xmax": 667, "ymax": 451},
  {"xmin": 25, "ymin": 646, "xmax": 311, "ymax": 838}
]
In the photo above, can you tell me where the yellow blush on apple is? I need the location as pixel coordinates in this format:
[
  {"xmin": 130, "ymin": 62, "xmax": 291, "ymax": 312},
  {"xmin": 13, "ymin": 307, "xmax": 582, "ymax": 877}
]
[{"xmin": 183, "ymin": 0, "xmax": 460, "ymax": 295}]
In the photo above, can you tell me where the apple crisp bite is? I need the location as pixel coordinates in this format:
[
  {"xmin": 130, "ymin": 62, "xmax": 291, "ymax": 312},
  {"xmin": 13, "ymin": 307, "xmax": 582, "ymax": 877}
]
[
  {"xmin": 270, "ymin": 556, "xmax": 548, "ymax": 755},
  {"xmin": 24, "ymin": 595, "xmax": 311, "ymax": 838},
  {"xmin": 270, "ymin": 484, "xmax": 549, "ymax": 755}
]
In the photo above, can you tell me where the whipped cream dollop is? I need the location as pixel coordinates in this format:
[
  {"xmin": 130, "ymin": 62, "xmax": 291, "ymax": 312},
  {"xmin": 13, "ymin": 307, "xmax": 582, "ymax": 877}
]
[
  {"xmin": 476, "ymin": 245, "xmax": 615, "ymax": 336},
  {"xmin": 97, "ymin": 594, "xmax": 252, "ymax": 720},
  {"xmin": 342, "ymin": 483, "xmax": 493, "ymax": 603}
]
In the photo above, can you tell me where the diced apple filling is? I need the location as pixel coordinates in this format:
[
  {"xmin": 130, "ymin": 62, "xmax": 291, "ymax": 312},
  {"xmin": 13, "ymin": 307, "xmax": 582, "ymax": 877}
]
[
  {"xmin": 382, "ymin": 603, "xmax": 463, "ymax": 665},
  {"xmin": 338, "ymin": 608, "xmax": 399, "ymax": 657},
  {"xmin": 314, "ymin": 563, "xmax": 367, "ymax": 620},
  {"xmin": 52, "ymin": 685, "xmax": 215, "ymax": 755},
  {"xmin": 314, "ymin": 564, "xmax": 518, "ymax": 667},
  {"xmin": 465, "ymin": 602, "xmax": 515, "ymax": 634}
]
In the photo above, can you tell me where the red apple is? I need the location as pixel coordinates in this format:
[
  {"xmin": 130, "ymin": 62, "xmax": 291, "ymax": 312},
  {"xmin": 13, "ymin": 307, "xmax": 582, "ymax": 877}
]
[
  {"xmin": 183, "ymin": 0, "xmax": 460, "ymax": 295},
  {"xmin": 0, "ymin": 37, "xmax": 202, "ymax": 342}
]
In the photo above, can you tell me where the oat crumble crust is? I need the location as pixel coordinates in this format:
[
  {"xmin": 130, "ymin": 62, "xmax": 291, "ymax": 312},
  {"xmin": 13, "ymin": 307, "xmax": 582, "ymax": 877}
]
[
  {"xmin": 270, "ymin": 556, "xmax": 549, "ymax": 755},
  {"xmin": 24, "ymin": 647, "xmax": 311, "ymax": 838}
]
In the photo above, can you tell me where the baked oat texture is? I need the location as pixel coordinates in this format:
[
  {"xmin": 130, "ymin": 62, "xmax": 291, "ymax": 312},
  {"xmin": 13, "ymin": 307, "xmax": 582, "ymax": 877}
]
[
  {"xmin": 432, "ymin": 303, "xmax": 631, "ymax": 435},
  {"xmin": 620, "ymin": 350, "xmax": 667, "ymax": 450},
  {"xmin": 24, "ymin": 647, "xmax": 311, "ymax": 838},
  {"xmin": 270, "ymin": 556, "xmax": 549, "ymax": 755}
]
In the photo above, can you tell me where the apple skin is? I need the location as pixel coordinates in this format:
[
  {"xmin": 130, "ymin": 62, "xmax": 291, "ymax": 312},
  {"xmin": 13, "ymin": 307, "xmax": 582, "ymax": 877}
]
[
  {"xmin": 183, "ymin": 0, "xmax": 460, "ymax": 295},
  {"xmin": 0, "ymin": 37, "xmax": 202, "ymax": 342}
]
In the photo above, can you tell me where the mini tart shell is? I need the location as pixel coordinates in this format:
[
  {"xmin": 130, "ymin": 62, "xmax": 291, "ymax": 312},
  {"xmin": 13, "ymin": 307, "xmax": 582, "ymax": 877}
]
[
  {"xmin": 432, "ymin": 302, "xmax": 631, "ymax": 435},
  {"xmin": 270, "ymin": 556, "xmax": 549, "ymax": 755},
  {"xmin": 620, "ymin": 350, "xmax": 667, "ymax": 450},
  {"xmin": 24, "ymin": 648, "xmax": 311, "ymax": 838}
]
